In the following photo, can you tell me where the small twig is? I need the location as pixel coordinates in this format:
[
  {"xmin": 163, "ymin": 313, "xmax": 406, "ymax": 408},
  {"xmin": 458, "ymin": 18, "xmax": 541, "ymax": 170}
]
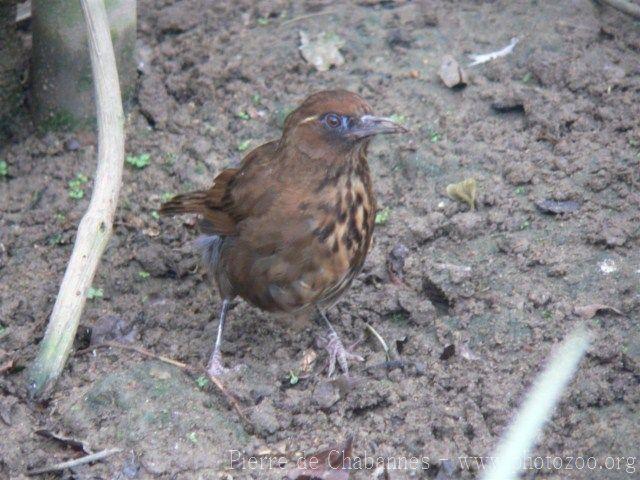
[
  {"xmin": 77, "ymin": 341, "xmax": 189, "ymax": 369},
  {"xmin": 468, "ymin": 37, "xmax": 519, "ymax": 67},
  {"xmin": 35, "ymin": 429, "xmax": 92, "ymax": 454},
  {"xmin": 77, "ymin": 342, "xmax": 251, "ymax": 428},
  {"xmin": 205, "ymin": 375, "xmax": 252, "ymax": 429},
  {"xmin": 595, "ymin": 0, "xmax": 640, "ymax": 19},
  {"xmin": 279, "ymin": 10, "xmax": 337, "ymax": 27},
  {"xmin": 364, "ymin": 323, "xmax": 390, "ymax": 360},
  {"xmin": 26, "ymin": 447, "xmax": 121, "ymax": 476}
]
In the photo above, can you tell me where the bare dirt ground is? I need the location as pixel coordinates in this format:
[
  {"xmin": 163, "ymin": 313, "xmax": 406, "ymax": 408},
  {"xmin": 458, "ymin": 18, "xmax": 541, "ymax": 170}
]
[{"xmin": 1, "ymin": 1, "xmax": 639, "ymax": 479}]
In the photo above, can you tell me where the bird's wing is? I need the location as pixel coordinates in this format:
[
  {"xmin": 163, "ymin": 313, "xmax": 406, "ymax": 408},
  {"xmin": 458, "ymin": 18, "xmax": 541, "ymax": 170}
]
[{"xmin": 159, "ymin": 140, "xmax": 279, "ymax": 236}]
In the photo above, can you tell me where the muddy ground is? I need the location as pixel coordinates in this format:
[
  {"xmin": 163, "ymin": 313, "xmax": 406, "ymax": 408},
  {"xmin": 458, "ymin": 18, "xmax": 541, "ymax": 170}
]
[{"xmin": 1, "ymin": 0, "xmax": 639, "ymax": 479}]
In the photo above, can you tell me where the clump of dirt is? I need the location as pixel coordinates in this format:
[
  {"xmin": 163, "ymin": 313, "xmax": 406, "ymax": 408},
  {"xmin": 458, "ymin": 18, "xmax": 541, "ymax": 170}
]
[{"xmin": 1, "ymin": 1, "xmax": 639, "ymax": 479}]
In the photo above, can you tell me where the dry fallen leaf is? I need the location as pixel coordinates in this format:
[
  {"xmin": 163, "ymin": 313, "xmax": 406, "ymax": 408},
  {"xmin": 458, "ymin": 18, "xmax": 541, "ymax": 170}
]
[
  {"xmin": 535, "ymin": 199, "xmax": 580, "ymax": 215},
  {"xmin": 574, "ymin": 304, "xmax": 623, "ymax": 319},
  {"xmin": 299, "ymin": 31, "xmax": 345, "ymax": 72},
  {"xmin": 299, "ymin": 349, "xmax": 317, "ymax": 375},
  {"xmin": 446, "ymin": 178, "xmax": 477, "ymax": 210}
]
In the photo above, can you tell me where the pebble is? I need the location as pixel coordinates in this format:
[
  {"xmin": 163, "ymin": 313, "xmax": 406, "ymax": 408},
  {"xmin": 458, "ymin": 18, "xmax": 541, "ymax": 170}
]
[
  {"xmin": 504, "ymin": 161, "xmax": 535, "ymax": 185},
  {"xmin": 451, "ymin": 212, "xmax": 483, "ymax": 239},
  {"xmin": 439, "ymin": 55, "xmax": 468, "ymax": 88},
  {"xmin": 312, "ymin": 381, "xmax": 339, "ymax": 409}
]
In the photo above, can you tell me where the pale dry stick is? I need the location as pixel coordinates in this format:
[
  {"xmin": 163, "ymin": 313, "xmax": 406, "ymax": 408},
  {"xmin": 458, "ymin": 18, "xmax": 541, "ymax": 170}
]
[
  {"xmin": 76, "ymin": 341, "xmax": 252, "ymax": 427},
  {"xmin": 77, "ymin": 341, "xmax": 190, "ymax": 369},
  {"xmin": 27, "ymin": 0, "xmax": 125, "ymax": 398},
  {"xmin": 279, "ymin": 10, "xmax": 337, "ymax": 27},
  {"xmin": 364, "ymin": 323, "xmax": 390, "ymax": 360},
  {"xmin": 480, "ymin": 326, "xmax": 591, "ymax": 480},
  {"xmin": 26, "ymin": 447, "xmax": 121, "ymax": 476},
  {"xmin": 595, "ymin": 0, "xmax": 640, "ymax": 19}
]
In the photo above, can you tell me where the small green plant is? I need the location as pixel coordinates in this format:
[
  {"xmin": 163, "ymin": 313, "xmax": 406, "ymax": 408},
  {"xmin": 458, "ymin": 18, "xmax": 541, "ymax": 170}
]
[
  {"xmin": 160, "ymin": 192, "xmax": 175, "ymax": 202},
  {"xmin": 521, "ymin": 72, "xmax": 532, "ymax": 83},
  {"xmin": 195, "ymin": 376, "xmax": 209, "ymax": 389},
  {"xmin": 126, "ymin": 153, "xmax": 151, "ymax": 169},
  {"xmin": 375, "ymin": 207, "xmax": 391, "ymax": 225},
  {"xmin": 277, "ymin": 106, "xmax": 294, "ymax": 128},
  {"xmin": 0, "ymin": 160, "xmax": 8, "ymax": 177},
  {"xmin": 257, "ymin": 17, "xmax": 269, "ymax": 25},
  {"xmin": 427, "ymin": 128, "xmax": 441, "ymax": 143},
  {"xmin": 520, "ymin": 220, "xmax": 531, "ymax": 230},
  {"xmin": 55, "ymin": 212, "xmax": 66, "ymax": 222},
  {"xmin": 389, "ymin": 114, "xmax": 406, "ymax": 125},
  {"xmin": 48, "ymin": 233, "xmax": 63, "ymax": 246},
  {"xmin": 515, "ymin": 186, "xmax": 526, "ymax": 195},
  {"xmin": 390, "ymin": 312, "xmax": 406, "ymax": 323},
  {"xmin": 251, "ymin": 93, "xmax": 261, "ymax": 105},
  {"xmin": 287, "ymin": 370, "xmax": 299, "ymax": 385},
  {"xmin": 87, "ymin": 287, "xmax": 103, "ymax": 300},
  {"xmin": 138, "ymin": 270, "xmax": 151, "ymax": 279},
  {"xmin": 194, "ymin": 162, "xmax": 206, "ymax": 175},
  {"xmin": 187, "ymin": 432, "xmax": 198, "ymax": 444},
  {"xmin": 150, "ymin": 210, "xmax": 160, "ymax": 220},
  {"xmin": 68, "ymin": 173, "xmax": 88, "ymax": 199},
  {"xmin": 162, "ymin": 152, "xmax": 177, "ymax": 171},
  {"xmin": 236, "ymin": 110, "xmax": 250, "ymax": 120},
  {"xmin": 237, "ymin": 140, "xmax": 252, "ymax": 152}
]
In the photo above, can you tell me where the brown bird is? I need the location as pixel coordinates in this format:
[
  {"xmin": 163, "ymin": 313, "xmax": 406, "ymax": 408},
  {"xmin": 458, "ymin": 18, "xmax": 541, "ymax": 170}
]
[{"xmin": 160, "ymin": 90, "xmax": 406, "ymax": 378}]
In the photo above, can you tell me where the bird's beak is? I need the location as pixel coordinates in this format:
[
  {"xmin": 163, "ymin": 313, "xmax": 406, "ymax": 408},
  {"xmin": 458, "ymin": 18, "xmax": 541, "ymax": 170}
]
[{"xmin": 348, "ymin": 115, "xmax": 408, "ymax": 139}]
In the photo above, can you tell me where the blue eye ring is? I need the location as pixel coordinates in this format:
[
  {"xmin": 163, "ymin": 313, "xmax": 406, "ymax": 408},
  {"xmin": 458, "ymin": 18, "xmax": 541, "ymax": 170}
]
[{"xmin": 324, "ymin": 113, "xmax": 341, "ymax": 129}]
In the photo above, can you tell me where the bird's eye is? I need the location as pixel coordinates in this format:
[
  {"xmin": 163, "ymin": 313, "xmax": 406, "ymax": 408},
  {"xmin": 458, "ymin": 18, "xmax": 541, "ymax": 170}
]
[{"xmin": 325, "ymin": 113, "xmax": 341, "ymax": 129}]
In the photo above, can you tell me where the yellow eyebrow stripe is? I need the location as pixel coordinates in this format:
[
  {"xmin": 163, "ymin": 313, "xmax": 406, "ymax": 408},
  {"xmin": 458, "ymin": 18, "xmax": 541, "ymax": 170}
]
[{"xmin": 299, "ymin": 115, "xmax": 318, "ymax": 124}]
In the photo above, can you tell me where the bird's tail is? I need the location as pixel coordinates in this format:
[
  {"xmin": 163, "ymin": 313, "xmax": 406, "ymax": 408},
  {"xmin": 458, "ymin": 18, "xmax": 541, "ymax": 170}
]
[
  {"xmin": 159, "ymin": 191, "xmax": 209, "ymax": 216},
  {"xmin": 160, "ymin": 168, "xmax": 239, "ymax": 236}
]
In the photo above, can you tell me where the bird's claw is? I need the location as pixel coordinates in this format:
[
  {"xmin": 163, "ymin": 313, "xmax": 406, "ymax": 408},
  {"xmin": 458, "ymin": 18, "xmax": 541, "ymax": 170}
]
[{"xmin": 324, "ymin": 332, "xmax": 364, "ymax": 378}]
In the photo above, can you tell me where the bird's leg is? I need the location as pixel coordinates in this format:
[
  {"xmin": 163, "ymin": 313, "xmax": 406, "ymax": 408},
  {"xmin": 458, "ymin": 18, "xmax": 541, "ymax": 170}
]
[
  {"xmin": 317, "ymin": 307, "xmax": 364, "ymax": 377},
  {"xmin": 207, "ymin": 299, "xmax": 230, "ymax": 378}
]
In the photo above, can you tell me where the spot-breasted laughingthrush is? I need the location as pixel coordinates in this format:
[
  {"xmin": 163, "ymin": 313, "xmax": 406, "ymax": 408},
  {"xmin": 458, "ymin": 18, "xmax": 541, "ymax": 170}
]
[{"xmin": 160, "ymin": 90, "xmax": 406, "ymax": 378}]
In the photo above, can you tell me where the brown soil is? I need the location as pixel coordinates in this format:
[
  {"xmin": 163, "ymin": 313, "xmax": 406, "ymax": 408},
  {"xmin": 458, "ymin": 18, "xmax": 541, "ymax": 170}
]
[{"xmin": 1, "ymin": 1, "xmax": 639, "ymax": 479}]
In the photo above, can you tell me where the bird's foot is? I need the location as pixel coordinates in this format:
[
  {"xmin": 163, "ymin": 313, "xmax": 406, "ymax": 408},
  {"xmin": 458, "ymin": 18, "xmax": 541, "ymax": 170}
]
[
  {"xmin": 323, "ymin": 332, "xmax": 364, "ymax": 378},
  {"xmin": 207, "ymin": 351, "xmax": 230, "ymax": 378}
]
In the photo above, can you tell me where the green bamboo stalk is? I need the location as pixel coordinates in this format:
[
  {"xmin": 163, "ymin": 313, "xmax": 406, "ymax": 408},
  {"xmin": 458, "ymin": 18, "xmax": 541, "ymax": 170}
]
[{"xmin": 30, "ymin": 0, "xmax": 135, "ymax": 131}]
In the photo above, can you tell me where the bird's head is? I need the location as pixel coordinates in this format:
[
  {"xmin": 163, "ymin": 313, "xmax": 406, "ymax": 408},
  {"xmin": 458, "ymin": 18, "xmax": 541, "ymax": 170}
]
[{"xmin": 280, "ymin": 90, "xmax": 407, "ymax": 158}]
